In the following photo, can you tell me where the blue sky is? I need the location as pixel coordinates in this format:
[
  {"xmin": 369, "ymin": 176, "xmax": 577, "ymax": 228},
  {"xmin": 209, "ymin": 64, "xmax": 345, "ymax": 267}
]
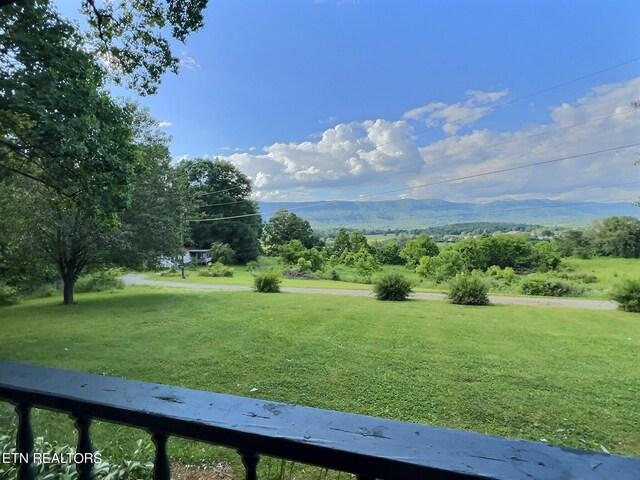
[{"xmin": 56, "ymin": 0, "xmax": 640, "ymax": 203}]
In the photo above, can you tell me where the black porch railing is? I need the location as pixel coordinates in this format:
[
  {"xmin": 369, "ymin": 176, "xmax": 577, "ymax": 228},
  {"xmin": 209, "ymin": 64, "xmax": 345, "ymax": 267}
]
[{"xmin": 0, "ymin": 361, "xmax": 638, "ymax": 480}]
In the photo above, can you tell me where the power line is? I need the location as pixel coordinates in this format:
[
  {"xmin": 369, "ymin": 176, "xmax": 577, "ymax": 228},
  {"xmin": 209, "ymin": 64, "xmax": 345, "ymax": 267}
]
[
  {"xmin": 190, "ymin": 142, "xmax": 640, "ymax": 222},
  {"xmin": 193, "ymin": 56, "xmax": 640, "ymax": 198},
  {"xmin": 196, "ymin": 108, "xmax": 638, "ymax": 210}
]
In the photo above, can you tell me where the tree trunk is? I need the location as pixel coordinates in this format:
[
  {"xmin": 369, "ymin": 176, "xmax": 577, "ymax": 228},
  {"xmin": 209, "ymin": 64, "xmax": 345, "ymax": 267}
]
[{"xmin": 63, "ymin": 275, "xmax": 76, "ymax": 305}]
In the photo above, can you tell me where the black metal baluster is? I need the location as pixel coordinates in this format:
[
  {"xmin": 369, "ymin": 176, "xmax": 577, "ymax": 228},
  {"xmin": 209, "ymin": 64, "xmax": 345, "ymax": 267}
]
[
  {"xmin": 73, "ymin": 414, "xmax": 94, "ymax": 480},
  {"xmin": 151, "ymin": 432, "xmax": 171, "ymax": 480},
  {"xmin": 238, "ymin": 449, "xmax": 260, "ymax": 480},
  {"xmin": 15, "ymin": 403, "xmax": 35, "ymax": 480}
]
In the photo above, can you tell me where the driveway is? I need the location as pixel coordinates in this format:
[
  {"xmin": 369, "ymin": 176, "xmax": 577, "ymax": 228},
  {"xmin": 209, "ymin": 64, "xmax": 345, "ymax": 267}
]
[{"xmin": 123, "ymin": 274, "xmax": 618, "ymax": 310}]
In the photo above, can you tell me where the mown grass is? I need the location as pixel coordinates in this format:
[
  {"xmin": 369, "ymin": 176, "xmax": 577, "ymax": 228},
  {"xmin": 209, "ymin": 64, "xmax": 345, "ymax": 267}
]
[{"xmin": 0, "ymin": 285, "xmax": 638, "ymax": 473}]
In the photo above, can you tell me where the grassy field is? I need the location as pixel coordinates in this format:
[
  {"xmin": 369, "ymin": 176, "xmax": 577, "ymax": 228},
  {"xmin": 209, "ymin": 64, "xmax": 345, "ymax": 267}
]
[
  {"xmin": 147, "ymin": 256, "xmax": 640, "ymax": 298},
  {"xmin": 0, "ymin": 285, "xmax": 638, "ymax": 475}
]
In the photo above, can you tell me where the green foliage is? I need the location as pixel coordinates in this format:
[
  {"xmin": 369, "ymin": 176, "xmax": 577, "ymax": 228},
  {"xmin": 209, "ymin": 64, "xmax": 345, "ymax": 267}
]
[
  {"xmin": 447, "ymin": 273, "xmax": 490, "ymax": 306},
  {"xmin": 478, "ymin": 234, "xmax": 535, "ymax": 271},
  {"xmin": 533, "ymin": 241, "xmax": 562, "ymax": 271},
  {"xmin": 373, "ymin": 242, "xmax": 404, "ymax": 265},
  {"xmin": 0, "ymin": 429, "xmax": 153, "ymax": 479},
  {"xmin": 253, "ymin": 270, "xmax": 282, "ymax": 293},
  {"xmin": 520, "ymin": 274, "xmax": 582, "ymax": 297},
  {"xmin": 0, "ymin": 283, "xmax": 19, "ymax": 306},
  {"xmin": 209, "ymin": 242, "xmax": 236, "ymax": 264},
  {"xmin": 181, "ymin": 158, "xmax": 261, "ymax": 263},
  {"xmin": 278, "ymin": 241, "xmax": 324, "ymax": 271},
  {"xmin": 399, "ymin": 234, "xmax": 439, "ymax": 268},
  {"xmin": 611, "ymin": 279, "xmax": 640, "ymax": 313},
  {"xmin": 0, "ymin": 1, "xmax": 138, "ymax": 219},
  {"xmin": 108, "ymin": 106, "xmax": 192, "ymax": 270},
  {"xmin": 486, "ymin": 265, "xmax": 517, "ymax": 283},
  {"xmin": 373, "ymin": 273, "xmax": 413, "ymax": 301},
  {"xmin": 262, "ymin": 210, "xmax": 317, "ymax": 254},
  {"xmin": 556, "ymin": 229, "xmax": 591, "ymax": 257},
  {"xmin": 343, "ymin": 248, "xmax": 379, "ymax": 277},
  {"xmin": 557, "ymin": 272, "xmax": 598, "ymax": 284},
  {"xmin": 79, "ymin": 0, "xmax": 207, "ymax": 95},
  {"xmin": 589, "ymin": 216, "xmax": 640, "ymax": 258},
  {"xmin": 416, "ymin": 250, "xmax": 467, "ymax": 283},
  {"xmin": 331, "ymin": 228, "xmax": 351, "ymax": 256},
  {"xmin": 199, "ymin": 262, "xmax": 234, "ymax": 277},
  {"xmin": 75, "ymin": 268, "xmax": 125, "ymax": 293}
]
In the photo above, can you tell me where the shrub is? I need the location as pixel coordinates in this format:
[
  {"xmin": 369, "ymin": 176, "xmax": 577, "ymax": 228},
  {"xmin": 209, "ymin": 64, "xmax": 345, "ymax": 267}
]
[
  {"xmin": 75, "ymin": 268, "xmax": 124, "ymax": 293},
  {"xmin": 447, "ymin": 273, "xmax": 489, "ymax": 305},
  {"xmin": 209, "ymin": 241, "xmax": 236, "ymax": 264},
  {"xmin": 557, "ymin": 272, "xmax": 598, "ymax": 284},
  {"xmin": 519, "ymin": 274, "xmax": 582, "ymax": 297},
  {"xmin": 0, "ymin": 283, "xmax": 20, "ymax": 306},
  {"xmin": 485, "ymin": 265, "xmax": 517, "ymax": 284},
  {"xmin": 199, "ymin": 262, "xmax": 234, "ymax": 277},
  {"xmin": 611, "ymin": 279, "xmax": 640, "ymax": 312},
  {"xmin": 253, "ymin": 270, "xmax": 282, "ymax": 292},
  {"xmin": 373, "ymin": 273, "xmax": 413, "ymax": 301},
  {"xmin": 283, "ymin": 268, "xmax": 317, "ymax": 279},
  {"xmin": 158, "ymin": 267, "xmax": 181, "ymax": 277}
]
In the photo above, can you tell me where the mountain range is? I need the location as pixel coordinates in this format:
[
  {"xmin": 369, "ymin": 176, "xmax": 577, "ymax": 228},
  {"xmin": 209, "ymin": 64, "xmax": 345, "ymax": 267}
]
[{"xmin": 258, "ymin": 199, "xmax": 640, "ymax": 230}]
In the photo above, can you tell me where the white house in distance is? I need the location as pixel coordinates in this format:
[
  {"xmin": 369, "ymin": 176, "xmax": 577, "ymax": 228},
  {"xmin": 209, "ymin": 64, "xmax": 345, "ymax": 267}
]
[{"xmin": 159, "ymin": 248, "xmax": 212, "ymax": 268}]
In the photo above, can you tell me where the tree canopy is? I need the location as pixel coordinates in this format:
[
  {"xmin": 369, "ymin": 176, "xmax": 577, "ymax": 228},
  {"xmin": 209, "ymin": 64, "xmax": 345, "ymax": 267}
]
[
  {"xmin": 262, "ymin": 210, "xmax": 317, "ymax": 254},
  {"xmin": 0, "ymin": 0, "xmax": 138, "ymax": 221},
  {"xmin": 179, "ymin": 158, "xmax": 262, "ymax": 263},
  {"xmin": 80, "ymin": 0, "xmax": 208, "ymax": 95},
  {"xmin": 0, "ymin": 1, "xmax": 190, "ymax": 303}
]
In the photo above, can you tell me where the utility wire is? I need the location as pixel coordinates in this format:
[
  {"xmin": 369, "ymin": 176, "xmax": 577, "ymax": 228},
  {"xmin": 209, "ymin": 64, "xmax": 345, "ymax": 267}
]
[
  {"xmin": 196, "ymin": 108, "xmax": 637, "ymax": 210},
  {"xmin": 193, "ymin": 56, "xmax": 640, "ymax": 198},
  {"xmin": 190, "ymin": 142, "xmax": 640, "ymax": 222}
]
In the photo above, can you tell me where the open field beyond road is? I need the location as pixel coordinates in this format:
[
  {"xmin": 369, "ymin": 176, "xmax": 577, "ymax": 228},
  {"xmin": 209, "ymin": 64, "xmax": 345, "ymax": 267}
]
[{"xmin": 0, "ymin": 286, "xmax": 638, "ymax": 473}]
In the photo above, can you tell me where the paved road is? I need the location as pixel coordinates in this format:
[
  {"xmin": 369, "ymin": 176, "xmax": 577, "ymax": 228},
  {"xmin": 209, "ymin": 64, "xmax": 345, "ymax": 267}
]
[{"xmin": 123, "ymin": 274, "xmax": 618, "ymax": 310}]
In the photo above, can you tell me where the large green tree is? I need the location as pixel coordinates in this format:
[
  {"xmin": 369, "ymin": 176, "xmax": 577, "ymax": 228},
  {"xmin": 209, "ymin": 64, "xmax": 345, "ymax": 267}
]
[
  {"xmin": 589, "ymin": 216, "xmax": 640, "ymax": 258},
  {"xmin": 0, "ymin": 1, "xmax": 192, "ymax": 304},
  {"xmin": 108, "ymin": 107, "xmax": 194, "ymax": 269},
  {"xmin": 0, "ymin": 0, "xmax": 137, "ymax": 221},
  {"xmin": 0, "ymin": 0, "xmax": 208, "ymax": 95},
  {"xmin": 262, "ymin": 210, "xmax": 317, "ymax": 254},
  {"xmin": 179, "ymin": 158, "xmax": 262, "ymax": 263}
]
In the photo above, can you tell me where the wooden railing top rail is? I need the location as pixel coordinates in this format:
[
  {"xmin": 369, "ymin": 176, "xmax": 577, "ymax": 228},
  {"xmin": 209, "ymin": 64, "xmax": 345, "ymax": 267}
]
[{"xmin": 0, "ymin": 361, "xmax": 638, "ymax": 479}]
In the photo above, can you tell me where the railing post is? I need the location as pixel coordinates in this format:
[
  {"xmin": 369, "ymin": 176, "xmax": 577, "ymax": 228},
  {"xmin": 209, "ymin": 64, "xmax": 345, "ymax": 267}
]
[
  {"xmin": 151, "ymin": 432, "xmax": 171, "ymax": 480},
  {"xmin": 73, "ymin": 414, "xmax": 94, "ymax": 480},
  {"xmin": 15, "ymin": 403, "xmax": 35, "ymax": 480},
  {"xmin": 238, "ymin": 448, "xmax": 260, "ymax": 480}
]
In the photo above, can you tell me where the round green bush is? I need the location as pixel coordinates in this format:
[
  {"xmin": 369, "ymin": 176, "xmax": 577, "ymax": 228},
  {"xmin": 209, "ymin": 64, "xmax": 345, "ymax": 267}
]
[
  {"xmin": 520, "ymin": 274, "xmax": 582, "ymax": 297},
  {"xmin": 611, "ymin": 279, "xmax": 640, "ymax": 313},
  {"xmin": 373, "ymin": 273, "xmax": 413, "ymax": 301},
  {"xmin": 253, "ymin": 270, "xmax": 282, "ymax": 293},
  {"xmin": 447, "ymin": 273, "xmax": 489, "ymax": 305}
]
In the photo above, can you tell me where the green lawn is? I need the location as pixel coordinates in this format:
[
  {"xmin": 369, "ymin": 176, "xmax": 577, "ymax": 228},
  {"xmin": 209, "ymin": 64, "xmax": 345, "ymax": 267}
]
[
  {"xmin": 1, "ymin": 285, "xmax": 638, "ymax": 472},
  {"xmin": 563, "ymin": 256, "xmax": 640, "ymax": 298}
]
